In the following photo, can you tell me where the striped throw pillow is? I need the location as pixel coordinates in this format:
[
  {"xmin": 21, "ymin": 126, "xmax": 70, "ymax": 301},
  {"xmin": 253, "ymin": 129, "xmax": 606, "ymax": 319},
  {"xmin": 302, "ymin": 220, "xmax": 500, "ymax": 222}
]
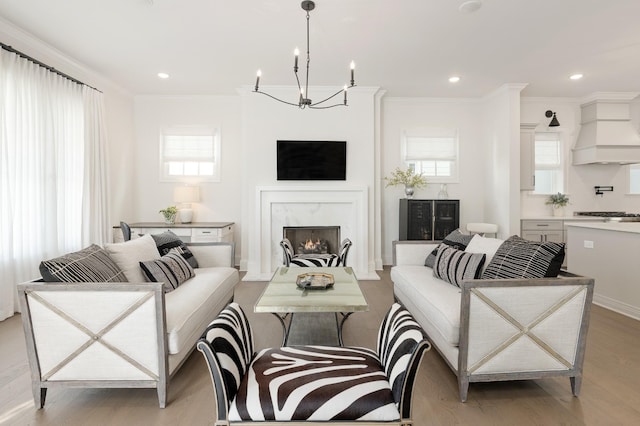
[
  {"xmin": 425, "ymin": 229, "xmax": 475, "ymax": 268},
  {"xmin": 433, "ymin": 245, "xmax": 486, "ymax": 287},
  {"xmin": 151, "ymin": 230, "xmax": 199, "ymax": 268},
  {"xmin": 481, "ymin": 235, "xmax": 565, "ymax": 279},
  {"xmin": 139, "ymin": 251, "xmax": 195, "ymax": 292},
  {"xmin": 39, "ymin": 244, "xmax": 128, "ymax": 283}
]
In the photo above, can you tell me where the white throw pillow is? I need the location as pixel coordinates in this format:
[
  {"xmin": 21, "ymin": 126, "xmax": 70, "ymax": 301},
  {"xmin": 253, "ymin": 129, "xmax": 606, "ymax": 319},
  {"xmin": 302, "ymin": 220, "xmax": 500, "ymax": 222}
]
[
  {"xmin": 464, "ymin": 234, "xmax": 504, "ymax": 274},
  {"xmin": 105, "ymin": 234, "xmax": 161, "ymax": 282}
]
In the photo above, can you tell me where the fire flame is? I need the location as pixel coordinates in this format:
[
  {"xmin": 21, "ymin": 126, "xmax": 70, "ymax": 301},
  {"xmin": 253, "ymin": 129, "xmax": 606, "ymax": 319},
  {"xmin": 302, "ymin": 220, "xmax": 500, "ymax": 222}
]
[{"xmin": 304, "ymin": 239, "xmax": 321, "ymax": 250}]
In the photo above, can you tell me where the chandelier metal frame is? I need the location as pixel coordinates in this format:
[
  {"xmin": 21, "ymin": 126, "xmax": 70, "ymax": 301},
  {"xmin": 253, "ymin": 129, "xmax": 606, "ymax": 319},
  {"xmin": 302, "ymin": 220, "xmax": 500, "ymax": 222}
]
[{"xmin": 253, "ymin": 0, "xmax": 356, "ymax": 109}]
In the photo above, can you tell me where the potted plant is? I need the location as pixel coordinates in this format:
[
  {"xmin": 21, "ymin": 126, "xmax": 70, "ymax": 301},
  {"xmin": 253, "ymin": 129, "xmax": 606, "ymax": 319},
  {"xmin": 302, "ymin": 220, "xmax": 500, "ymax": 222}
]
[
  {"xmin": 545, "ymin": 192, "xmax": 569, "ymax": 217},
  {"xmin": 159, "ymin": 206, "xmax": 179, "ymax": 224},
  {"xmin": 384, "ymin": 167, "xmax": 428, "ymax": 199}
]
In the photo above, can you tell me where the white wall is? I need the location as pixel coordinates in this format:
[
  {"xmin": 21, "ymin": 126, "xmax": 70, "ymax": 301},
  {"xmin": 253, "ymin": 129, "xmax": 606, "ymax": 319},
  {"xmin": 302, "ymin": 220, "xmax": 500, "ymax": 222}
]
[
  {"xmin": 521, "ymin": 97, "xmax": 640, "ymax": 216},
  {"xmin": 239, "ymin": 86, "xmax": 382, "ymax": 273},
  {"xmin": 381, "ymin": 97, "xmax": 486, "ymax": 264},
  {"xmin": 133, "ymin": 95, "xmax": 243, "ymax": 261}
]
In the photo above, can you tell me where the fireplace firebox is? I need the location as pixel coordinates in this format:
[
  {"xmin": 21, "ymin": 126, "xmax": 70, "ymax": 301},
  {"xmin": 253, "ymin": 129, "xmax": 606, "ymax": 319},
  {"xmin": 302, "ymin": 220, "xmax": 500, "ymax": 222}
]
[{"xmin": 283, "ymin": 226, "xmax": 340, "ymax": 255}]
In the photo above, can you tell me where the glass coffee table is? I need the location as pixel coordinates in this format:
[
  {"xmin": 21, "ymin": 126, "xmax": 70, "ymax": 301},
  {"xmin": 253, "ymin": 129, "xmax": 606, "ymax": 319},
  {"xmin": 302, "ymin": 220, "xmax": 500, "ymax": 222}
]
[{"xmin": 255, "ymin": 266, "xmax": 368, "ymax": 346}]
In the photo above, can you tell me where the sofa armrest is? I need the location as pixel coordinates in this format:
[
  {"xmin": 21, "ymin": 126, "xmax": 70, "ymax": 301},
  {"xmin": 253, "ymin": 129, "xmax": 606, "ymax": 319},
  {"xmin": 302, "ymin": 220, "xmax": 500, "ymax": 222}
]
[
  {"xmin": 186, "ymin": 242, "xmax": 235, "ymax": 268},
  {"xmin": 456, "ymin": 272, "xmax": 594, "ymax": 401},
  {"xmin": 17, "ymin": 281, "xmax": 169, "ymax": 408},
  {"xmin": 392, "ymin": 240, "xmax": 440, "ymax": 266}
]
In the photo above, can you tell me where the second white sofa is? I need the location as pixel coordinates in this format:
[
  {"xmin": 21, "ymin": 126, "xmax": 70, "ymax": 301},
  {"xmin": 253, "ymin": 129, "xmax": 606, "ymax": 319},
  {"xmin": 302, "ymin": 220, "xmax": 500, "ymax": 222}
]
[{"xmin": 391, "ymin": 235, "xmax": 594, "ymax": 402}]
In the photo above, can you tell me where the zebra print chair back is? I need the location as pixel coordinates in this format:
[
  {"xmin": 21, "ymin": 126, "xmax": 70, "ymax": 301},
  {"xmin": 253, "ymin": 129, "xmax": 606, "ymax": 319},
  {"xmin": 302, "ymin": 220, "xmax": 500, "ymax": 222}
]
[
  {"xmin": 338, "ymin": 238, "xmax": 353, "ymax": 266},
  {"xmin": 196, "ymin": 303, "xmax": 255, "ymax": 422},
  {"xmin": 280, "ymin": 238, "xmax": 294, "ymax": 266},
  {"xmin": 377, "ymin": 303, "xmax": 431, "ymax": 419}
]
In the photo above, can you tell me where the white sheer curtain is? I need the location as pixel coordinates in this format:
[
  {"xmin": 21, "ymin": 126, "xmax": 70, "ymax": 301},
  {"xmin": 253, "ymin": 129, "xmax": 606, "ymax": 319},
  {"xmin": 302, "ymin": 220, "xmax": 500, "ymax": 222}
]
[{"xmin": 0, "ymin": 49, "xmax": 109, "ymax": 321}]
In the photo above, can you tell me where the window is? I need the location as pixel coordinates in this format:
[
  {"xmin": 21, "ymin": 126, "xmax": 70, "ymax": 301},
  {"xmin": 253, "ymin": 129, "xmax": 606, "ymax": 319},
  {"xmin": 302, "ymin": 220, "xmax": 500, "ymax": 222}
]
[
  {"xmin": 160, "ymin": 126, "xmax": 220, "ymax": 182},
  {"xmin": 533, "ymin": 132, "xmax": 563, "ymax": 194},
  {"xmin": 630, "ymin": 164, "xmax": 640, "ymax": 194},
  {"xmin": 402, "ymin": 128, "xmax": 458, "ymax": 183}
]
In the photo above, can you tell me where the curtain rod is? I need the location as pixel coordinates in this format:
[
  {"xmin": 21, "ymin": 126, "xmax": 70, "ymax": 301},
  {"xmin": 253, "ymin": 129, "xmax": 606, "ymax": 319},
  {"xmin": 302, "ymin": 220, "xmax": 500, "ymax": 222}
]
[{"xmin": 1, "ymin": 41, "xmax": 102, "ymax": 93}]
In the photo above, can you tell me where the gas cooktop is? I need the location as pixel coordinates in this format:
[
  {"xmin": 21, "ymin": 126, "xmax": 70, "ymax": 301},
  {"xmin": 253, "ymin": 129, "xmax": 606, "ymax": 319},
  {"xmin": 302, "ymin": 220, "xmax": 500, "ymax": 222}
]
[{"xmin": 574, "ymin": 212, "xmax": 640, "ymax": 221}]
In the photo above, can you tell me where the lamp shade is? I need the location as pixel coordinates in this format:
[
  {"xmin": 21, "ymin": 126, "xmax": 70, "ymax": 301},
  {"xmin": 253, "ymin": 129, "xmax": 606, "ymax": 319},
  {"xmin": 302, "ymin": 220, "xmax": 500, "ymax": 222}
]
[{"xmin": 173, "ymin": 186, "xmax": 200, "ymax": 203}]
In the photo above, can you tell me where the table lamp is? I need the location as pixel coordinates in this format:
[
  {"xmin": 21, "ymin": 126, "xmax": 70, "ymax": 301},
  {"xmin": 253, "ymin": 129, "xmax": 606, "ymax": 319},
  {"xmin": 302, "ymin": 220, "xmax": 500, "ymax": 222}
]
[{"xmin": 173, "ymin": 185, "xmax": 200, "ymax": 223}]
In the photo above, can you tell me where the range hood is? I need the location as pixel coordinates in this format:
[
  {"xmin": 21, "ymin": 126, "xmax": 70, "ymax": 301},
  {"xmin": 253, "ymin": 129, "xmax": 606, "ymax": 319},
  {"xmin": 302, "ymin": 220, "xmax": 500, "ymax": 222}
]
[{"xmin": 572, "ymin": 93, "xmax": 640, "ymax": 165}]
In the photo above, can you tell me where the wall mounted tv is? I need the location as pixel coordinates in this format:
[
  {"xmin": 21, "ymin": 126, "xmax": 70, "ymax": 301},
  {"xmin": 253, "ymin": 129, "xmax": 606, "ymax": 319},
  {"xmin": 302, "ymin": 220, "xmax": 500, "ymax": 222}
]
[{"xmin": 277, "ymin": 140, "xmax": 347, "ymax": 181}]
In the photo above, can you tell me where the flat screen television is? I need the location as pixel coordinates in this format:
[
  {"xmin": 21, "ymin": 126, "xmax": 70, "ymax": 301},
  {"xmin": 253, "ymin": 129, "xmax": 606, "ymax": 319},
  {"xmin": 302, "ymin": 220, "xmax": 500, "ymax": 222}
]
[{"xmin": 277, "ymin": 140, "xmax": 346, "ymax": 180}]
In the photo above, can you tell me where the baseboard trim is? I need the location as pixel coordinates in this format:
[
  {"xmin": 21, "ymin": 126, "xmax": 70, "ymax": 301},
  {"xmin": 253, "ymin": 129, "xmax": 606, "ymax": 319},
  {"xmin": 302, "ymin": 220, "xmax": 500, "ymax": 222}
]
[{"xmin": 593, "ymin": 294, "xmax": 640, "ymax": 321}]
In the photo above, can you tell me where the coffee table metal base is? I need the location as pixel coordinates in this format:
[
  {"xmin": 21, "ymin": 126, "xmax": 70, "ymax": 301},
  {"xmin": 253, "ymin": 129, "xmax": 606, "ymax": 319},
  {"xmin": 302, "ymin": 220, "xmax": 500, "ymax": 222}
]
[{"xmin": 272, "ymin": 312, "xmax": 354, "ymax": 346}]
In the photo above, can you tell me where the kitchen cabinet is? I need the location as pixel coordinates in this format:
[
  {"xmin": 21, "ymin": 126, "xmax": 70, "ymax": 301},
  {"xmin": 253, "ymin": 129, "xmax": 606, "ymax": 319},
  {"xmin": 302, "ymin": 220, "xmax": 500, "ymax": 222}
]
[
  {"xmin": 399, "ymin": 199, "xmax": 459, "ymax": 241},
  {"xmin": 520, "ymin": 123, "xmax": 536, "ymax": 191},
  {"xmin": 521, "ymin": 220, "xmax": 564, "ymax": 243}
]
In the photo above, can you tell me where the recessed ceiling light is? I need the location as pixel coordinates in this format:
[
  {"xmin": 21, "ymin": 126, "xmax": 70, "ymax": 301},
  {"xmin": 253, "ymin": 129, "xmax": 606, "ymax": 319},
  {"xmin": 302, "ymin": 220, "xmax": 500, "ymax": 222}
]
[
  {"xmin": 569, "ymin": 73, "xmax": 583, "ymax": 80},
  {"xmin": 449, "ymin": 76, "xmax": 461, "ymax": 83},
  {"xmin": 157, "ymin": 72, "xmax": 170, "ymax": 79},
  {"xmin": 459, "ymin": 0, "xmax": 482, "ymax": 14}
]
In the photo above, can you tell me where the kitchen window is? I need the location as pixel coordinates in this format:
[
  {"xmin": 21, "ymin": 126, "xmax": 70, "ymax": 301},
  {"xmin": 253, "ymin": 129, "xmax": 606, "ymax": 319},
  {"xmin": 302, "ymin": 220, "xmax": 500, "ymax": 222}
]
[
  {"xmin": 160, "ymin": 126, "xmax": 220, "ymax": 182},
  {"xmin": 533, "ymin": 132, "xmax": 563, "ymax": 194},
  {"xmin": 629, "ymin": 164, "xmax": 640, "ymax": 194},
  {"xmin": 402, "ymin": 128, "xmax": 458, "ymax": 183}
]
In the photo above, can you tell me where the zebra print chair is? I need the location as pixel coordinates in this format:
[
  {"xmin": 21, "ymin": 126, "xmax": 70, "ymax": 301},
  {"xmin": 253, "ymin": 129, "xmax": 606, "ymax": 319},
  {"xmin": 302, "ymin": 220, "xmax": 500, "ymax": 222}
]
[
  {"xmin": 280, "ymin": 238, "xmax": 352, "ymax": 267},
  {"xmin": 197, "ymin": 302, "xmax": 430, "ymax": 424}
]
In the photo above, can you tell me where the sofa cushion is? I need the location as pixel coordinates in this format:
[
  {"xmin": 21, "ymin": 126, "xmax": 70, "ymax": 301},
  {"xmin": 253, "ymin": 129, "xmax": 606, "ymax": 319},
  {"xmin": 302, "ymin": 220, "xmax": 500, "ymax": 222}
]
[
  {"xmin": 390, "ymin": 265, "xmax": 461, "ymax": 346},
  {"xmin": 229, "ymin": 346, "xmax": 400, "ymax": 422},
  {"xmin": 482, "ymin": 235, "xmax": 565, "ymax": 279},
  {"xmin": 425, "ymin": 229, "xmax": 474, "ymax": 268},
  {"xmin": 164, "ymin": 266, "xmax": 239, "ymax": 355},
  {"xmin": 464, "ymin": 234, "xmax": 504, "ymax": 274},
  {"xmin": 39, "ymin": 244, "xmax": 128, "ymax": 283},
  {"xmin": 104, "ymin": 234, "xmax": 161, "ymax": 282},
  {"xmin": 151, "ymin": 230, "xmax": 199, "ymax": 268},
  {"xmin": 433, "ymin": 245, "xmax": 485, "ymax": 287},
  {"xmin": 139, "ymin": 251, "xmax": 195, "ymax": 292}
]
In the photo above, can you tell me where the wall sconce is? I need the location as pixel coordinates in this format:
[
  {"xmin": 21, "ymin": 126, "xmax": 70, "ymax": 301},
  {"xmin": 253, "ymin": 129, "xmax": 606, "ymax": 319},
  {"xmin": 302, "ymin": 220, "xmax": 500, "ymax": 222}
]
[
  {"xmin": 545, "ymin": 110, "xmax": 560, "ymax": 127},
  {"xmin": 173, "ymin": 185, "xmax": 200, "ymax": 223}
]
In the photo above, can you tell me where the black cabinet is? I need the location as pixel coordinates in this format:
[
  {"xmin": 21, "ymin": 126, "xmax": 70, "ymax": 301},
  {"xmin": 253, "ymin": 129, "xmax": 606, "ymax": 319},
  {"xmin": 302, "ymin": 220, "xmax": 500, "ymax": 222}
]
[{"xmin": 399, "ymin": 199, "xmax": 459, "ymax": 241}]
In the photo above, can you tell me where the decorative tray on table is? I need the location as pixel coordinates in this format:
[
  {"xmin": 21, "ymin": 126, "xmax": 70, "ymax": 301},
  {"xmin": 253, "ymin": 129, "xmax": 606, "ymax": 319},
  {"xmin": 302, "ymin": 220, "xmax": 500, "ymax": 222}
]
[{"xmin": 296, "ymin": 273, "xmax": 335, "ymax": 290}]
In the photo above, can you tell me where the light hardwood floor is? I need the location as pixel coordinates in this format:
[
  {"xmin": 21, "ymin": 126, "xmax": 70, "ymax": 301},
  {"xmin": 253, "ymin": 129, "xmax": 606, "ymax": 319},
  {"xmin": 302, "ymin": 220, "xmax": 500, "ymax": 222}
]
[{"xmin": 1, "ymin": 267, "xmax": 639, "ymax": 425}]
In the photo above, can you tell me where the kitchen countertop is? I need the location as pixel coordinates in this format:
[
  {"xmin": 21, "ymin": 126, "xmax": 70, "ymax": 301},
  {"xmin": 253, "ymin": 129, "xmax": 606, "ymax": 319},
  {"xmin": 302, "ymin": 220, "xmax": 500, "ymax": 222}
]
[{"xmin": 565, "ymin": 221, "xmax": 640, "ymax": 234}]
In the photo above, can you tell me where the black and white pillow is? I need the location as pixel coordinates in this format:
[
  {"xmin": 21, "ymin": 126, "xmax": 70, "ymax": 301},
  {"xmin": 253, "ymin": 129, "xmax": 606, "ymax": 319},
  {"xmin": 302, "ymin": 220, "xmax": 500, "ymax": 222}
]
[
  {"xmin": 425, "ymin": 229, "xmax": 475, "ymax": 268},
  {"xmin": 139, "ymin": 250, "xmax": 195, "ymax": 292},
  {"xmin": 151, "ymin": 230, "xmax": 198, "ymax": 268},
  {"xmin": 432, "ymin": 245, "xmax": 486, "ymax": 287},
  {"xmin": 39, "ymin": 244, "xmax": 128, "ymax": 283},
  {"xmin": 481, "ymin": 235, "xmax": 565, "ymax": 280}
]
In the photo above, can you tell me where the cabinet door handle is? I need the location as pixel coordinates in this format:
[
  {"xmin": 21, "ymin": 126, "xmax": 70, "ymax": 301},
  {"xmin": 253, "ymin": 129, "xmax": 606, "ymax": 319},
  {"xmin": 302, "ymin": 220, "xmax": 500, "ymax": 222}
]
[
  {"xmin": 201, "ymin": 231, "xmax": 211, "ymax": 234},
  {"xmin": 536, "ymin": 224, "xmax": 549, "ymax": 227}
]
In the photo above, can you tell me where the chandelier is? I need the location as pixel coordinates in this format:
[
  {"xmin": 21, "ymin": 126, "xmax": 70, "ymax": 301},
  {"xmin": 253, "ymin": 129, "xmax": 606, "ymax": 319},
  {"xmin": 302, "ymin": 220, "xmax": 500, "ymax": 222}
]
[{"xmin": 253, "ymin": 0, "xmax": 356, "ymax": 109}]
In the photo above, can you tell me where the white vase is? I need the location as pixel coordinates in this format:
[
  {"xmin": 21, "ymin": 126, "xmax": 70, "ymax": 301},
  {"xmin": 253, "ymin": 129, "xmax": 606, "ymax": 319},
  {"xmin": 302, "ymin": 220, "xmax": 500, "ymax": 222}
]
[
  {"xmin": 404, "ymin": 185, "xmax": 415, "ymax": 199},
  {"xmin": 552, "ymin": 206, "xmax": 564, "ymax": 217}
]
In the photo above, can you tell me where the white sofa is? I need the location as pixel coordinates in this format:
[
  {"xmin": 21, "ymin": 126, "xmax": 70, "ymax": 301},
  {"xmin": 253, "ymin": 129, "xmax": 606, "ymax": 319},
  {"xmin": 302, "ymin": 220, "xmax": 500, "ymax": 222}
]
[
  {"xmin": 391, "ymin": 238, "xmax": 594, "ymax": 402},
  {"xmin": 18, "ymin": 241, "xmax": 238, "ymax": 408}
]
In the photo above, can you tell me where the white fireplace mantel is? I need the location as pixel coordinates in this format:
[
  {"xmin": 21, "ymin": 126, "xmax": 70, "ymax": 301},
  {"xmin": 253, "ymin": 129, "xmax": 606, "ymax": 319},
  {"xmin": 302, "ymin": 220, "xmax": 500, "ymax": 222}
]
[{"xmin": 243, "ymin": 186, "xmax": 379, "ymax": 281}]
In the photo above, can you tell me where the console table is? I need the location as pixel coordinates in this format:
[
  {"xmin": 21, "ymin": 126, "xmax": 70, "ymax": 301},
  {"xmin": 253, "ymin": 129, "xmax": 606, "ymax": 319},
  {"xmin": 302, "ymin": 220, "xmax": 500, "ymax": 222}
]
[{"xmin": 113, "ymin": 222, "xmax": 234, "ymax": 243}]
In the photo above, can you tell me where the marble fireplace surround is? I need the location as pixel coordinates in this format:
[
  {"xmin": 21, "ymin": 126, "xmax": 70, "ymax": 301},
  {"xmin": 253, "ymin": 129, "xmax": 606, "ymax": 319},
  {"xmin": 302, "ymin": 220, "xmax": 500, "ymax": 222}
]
[{"xmin": 244, "ymin": 186, "xmax": 378, "ymax": 281}]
